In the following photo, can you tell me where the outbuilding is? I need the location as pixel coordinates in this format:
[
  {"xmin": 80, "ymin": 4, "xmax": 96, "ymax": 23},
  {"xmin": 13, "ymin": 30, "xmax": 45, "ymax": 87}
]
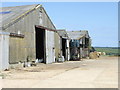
[
  {"xmin": 67, "ymin": 30, "xmax": 91, "ymax": 60},
  {"xmin": 57, "ymin": 29, "xmax": 70, "ymax": 61},
  {"xmin": 0, "ymin": 4, "xmax": 60, "ymax": 70}
]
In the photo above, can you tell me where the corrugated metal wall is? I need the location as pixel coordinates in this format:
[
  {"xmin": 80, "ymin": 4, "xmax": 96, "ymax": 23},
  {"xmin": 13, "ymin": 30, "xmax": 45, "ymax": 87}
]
[
  {"xmin": 54, "ymin": 32, "xmax": 61, "ymax": 61},
  {"xmin": 41, "ymin": 8, "xmax": 56, "ymax": 29},
  {"xmin": 0, "ymin": 32, "xmax": 9, "ymax": 70},
  {"xmin": 9, "ymin": 37, "xmax": 26, "ymax": 63},
  {"xmin": 4, "ymin": 6, "xmax": 56, "ymax": 64},
  {"xmin": 45, "ymin": 30, "xmax": 55, "ymax": 64},
  {"xmin": 5, "ymin": 9, "xmax": 38, "ymax": 63}
]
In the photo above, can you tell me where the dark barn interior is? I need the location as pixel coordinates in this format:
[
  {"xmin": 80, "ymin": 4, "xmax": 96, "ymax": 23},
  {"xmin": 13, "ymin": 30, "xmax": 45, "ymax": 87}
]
[
  {"xmin": 35, "ymin": 27, "xmax": 45, "ymax": 63},
  {"xmin": 62, "ymin": 38, "xmax": 66, "ymax": 60}
]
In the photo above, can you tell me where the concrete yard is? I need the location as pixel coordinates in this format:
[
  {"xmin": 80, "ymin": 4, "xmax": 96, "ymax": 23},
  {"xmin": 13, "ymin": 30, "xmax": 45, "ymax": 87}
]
[{"xmin": 0, "ymin": 56, "xmax": 118, "ymax": 88}]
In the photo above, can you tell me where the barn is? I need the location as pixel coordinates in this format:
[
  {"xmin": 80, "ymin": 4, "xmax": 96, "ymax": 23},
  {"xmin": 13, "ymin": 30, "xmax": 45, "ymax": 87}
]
[
  {"xmin": 67, "ymin": 30, "xmax": 91, "ymax": 60},
  {"xmin": 57, "ymin": 29, "xmax": 70, "ymax": 61},
  {"xmin": 0, "ymin": 4, "xmax": 61, "ymax": 70}
]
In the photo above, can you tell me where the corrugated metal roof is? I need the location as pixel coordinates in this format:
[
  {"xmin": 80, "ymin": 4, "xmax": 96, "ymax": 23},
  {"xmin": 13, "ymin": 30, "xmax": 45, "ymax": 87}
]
[
  {"xmin": 57, "ymin": 29, "xmax": 69, "ymax": 38},
  {"xmin": 67, "ymin": 30, "xmax": 89, "ymax": 39},
  {"xmin": 0, "ymin": 4, "xmax": 40, "ymax": 29}
]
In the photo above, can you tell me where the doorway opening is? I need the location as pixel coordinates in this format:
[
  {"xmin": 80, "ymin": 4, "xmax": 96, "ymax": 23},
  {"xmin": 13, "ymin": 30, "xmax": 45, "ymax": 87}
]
[
  {"xmin": 62, "ymin": 38, "xmax": 66, "ymax": 60},
  {"xmin": 35, "ymin": 27, "xmax": 46, "ymax": 63}
]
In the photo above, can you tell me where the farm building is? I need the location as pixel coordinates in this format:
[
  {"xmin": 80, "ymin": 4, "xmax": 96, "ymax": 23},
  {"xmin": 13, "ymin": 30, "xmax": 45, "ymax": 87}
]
[
  {"xmin": 57, "ymin": 29, "xmax": 70, "ymax": 61},
  {"xmin": 0, "ymin": 4, "xmax": 61, "ymax": 70},
  {"xmin": 67, "ymin": 31, "xmax": 91, "ymax": 60}
]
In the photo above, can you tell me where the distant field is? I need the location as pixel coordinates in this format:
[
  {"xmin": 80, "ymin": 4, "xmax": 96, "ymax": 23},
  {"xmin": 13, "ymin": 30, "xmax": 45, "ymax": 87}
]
[{"xmin": 94, "ymin": 47, "xmax": 120, "ymax": 56}]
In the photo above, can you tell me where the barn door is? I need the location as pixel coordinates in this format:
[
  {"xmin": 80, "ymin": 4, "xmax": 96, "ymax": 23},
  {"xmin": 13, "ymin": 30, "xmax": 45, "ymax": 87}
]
[{"xmin": 45, "ymin": 30, "xmax": 55, "ymax": 64}]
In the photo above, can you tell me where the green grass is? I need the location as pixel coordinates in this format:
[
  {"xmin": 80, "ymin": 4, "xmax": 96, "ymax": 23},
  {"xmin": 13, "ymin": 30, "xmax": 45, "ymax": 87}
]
[{"xmin": 94, "ymin": 47, "xmax": 120, "ymax": 56}]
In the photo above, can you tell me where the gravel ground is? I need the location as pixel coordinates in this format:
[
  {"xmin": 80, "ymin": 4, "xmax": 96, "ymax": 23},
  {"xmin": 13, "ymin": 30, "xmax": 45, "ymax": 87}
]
[{"xmin": 0, "ymin": 56, "xmax": 118, "ymax": 88}]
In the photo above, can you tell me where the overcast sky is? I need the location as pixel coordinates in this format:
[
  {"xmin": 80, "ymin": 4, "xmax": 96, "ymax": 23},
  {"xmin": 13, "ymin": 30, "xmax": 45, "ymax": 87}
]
[{"xmin": 1, "ymin": 2, "xmax": 118, "ymax": 47}]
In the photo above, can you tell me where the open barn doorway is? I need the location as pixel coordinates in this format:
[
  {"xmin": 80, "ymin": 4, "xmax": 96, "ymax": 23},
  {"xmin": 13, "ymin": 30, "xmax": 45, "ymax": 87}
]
[
  {"xmin": 35, "ymin": 27, "xmax": 46, "ymax": 63},
  {"xmin": 62, "ymin": 38, "xmax": 66, "ymax": 60}
]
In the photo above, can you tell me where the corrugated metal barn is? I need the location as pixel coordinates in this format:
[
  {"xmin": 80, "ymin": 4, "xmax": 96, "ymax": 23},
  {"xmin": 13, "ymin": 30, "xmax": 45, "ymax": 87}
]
[
  {"xmin": 0, "ymin": 4, "xmax": 92, "ymax": 70},
  {"xmin": 57, "ymin": 30, "xmax": 70, "ymax": 61},
  {"xmin": 0, "ymin": 4, "xmax": 60, "ymax": 69},
  {"xmin": 67, "ymin": 30, "xmax": 91, "ymax": 60}
]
